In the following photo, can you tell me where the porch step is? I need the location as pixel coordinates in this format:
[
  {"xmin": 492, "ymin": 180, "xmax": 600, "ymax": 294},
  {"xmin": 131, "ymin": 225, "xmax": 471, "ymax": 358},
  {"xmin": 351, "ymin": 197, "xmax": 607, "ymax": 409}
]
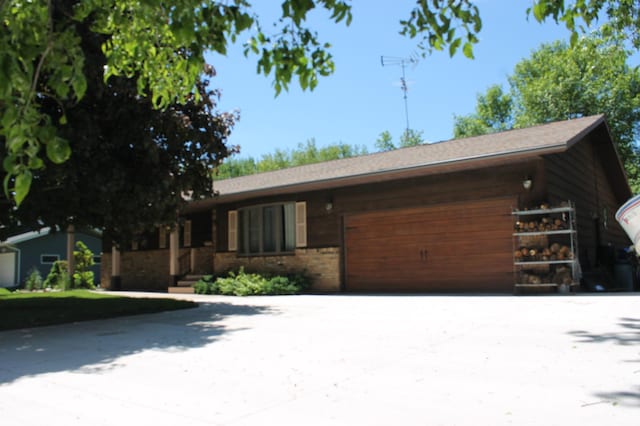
[
  {"xmin": 168, "ymin": 286, "xmax": 195, "ymax": 294},
  {"xmin": 176, "ymin": 275, "xmax": 205, "ymax": 287},
  {"xmin": 184, "ymin": 274, "xmax": 205, "ymax": 281},
  {"xmin": 168, "ymin": 274, "xmax": 206, "ymax": 294}
]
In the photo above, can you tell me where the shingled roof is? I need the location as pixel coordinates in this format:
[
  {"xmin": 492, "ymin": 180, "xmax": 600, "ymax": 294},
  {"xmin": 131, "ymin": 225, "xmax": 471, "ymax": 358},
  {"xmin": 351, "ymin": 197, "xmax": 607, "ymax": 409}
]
[
  {"xmin": 187, "ymin": 115, "xmax": 631, "ymax": 211},
  {"xmin": 187, "ymin": 114, "xmax": 625, "ymax": 208}
]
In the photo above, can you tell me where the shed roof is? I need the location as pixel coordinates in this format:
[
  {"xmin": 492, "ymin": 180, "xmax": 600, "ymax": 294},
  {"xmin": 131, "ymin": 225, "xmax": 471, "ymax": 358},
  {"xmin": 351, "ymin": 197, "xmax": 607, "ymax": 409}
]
[
  {"xmin": 189, "ymin": 114, "xmax": 629, "ymax": 208},
  {"xmin": 0, "ymin": 227, "xmax": 102, "ymax": 247}
]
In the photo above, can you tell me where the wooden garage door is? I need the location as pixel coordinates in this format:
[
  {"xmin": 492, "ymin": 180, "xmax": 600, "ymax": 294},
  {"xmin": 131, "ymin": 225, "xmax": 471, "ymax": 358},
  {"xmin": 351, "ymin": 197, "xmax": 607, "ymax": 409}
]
[{"xmin": 344, "ymin": 197, "xmax": 514, "ymax": 292}]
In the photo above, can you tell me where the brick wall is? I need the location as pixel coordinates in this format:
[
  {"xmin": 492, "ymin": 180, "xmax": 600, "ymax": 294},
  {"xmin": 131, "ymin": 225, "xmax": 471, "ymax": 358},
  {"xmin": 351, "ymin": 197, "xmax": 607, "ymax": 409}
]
[
  {"xmin": 101, "ymin": 249, "xmax": 171, "ymax": 291},
  {"xmin": 101, "ymin": 247, "xmax": 214, "ymax": 291},
  {"xmin": 214, "ymin": 247, "xmax": 341, "ymax": 292}
]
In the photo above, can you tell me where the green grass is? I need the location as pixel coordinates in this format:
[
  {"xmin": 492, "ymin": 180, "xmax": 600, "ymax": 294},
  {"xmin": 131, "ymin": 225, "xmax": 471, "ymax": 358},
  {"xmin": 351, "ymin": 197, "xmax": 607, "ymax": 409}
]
[{"xmin": 0, "ymin": 290, "xmax": 197, "ymax": 331}]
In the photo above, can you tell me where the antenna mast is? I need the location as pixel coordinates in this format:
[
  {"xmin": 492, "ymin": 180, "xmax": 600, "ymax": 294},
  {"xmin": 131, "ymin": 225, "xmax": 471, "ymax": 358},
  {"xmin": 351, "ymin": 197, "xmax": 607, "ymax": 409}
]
[{"xmin": 381, "ymin": 55, "xmax": 418, "ymax": 134}]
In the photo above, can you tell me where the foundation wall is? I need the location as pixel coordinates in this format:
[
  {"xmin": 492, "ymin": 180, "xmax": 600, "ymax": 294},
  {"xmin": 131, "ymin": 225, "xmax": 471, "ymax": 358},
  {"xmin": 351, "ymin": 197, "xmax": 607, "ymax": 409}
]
[{"xmin": 214, "ymin": 247, "xmax": 341, "ymax": 292}]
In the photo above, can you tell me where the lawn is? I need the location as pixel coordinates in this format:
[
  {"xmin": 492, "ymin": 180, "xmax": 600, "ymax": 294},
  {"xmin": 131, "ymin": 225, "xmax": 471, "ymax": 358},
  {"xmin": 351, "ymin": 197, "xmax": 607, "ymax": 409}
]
[{"xmin": 0, "ymin": 290, "xmax": 197, "ymax": 331}]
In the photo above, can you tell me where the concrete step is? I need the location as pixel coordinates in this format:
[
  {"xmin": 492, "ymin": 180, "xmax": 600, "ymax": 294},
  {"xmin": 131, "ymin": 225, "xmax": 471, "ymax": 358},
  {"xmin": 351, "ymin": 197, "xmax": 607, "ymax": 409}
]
[
  {"xmin": 184, "ymin": 274, "xmax": 205, "ymax": 281},
  {"xmin": 170, "ymin": 274, "xmax": 210, "ymax": 293},
  {"xmin": 168, "ymin": 286, "xmax": 195, "ymax": 294}
]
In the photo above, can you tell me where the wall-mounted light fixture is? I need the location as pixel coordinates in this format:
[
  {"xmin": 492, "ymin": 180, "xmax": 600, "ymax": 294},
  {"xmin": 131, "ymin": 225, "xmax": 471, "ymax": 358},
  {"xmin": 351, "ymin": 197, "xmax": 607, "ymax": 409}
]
[
  {"xmin": 325, "ymin": 196, "xmax": 334, "ymax": 212},
  {"xmin": 522, "ymin": 177, "xmax": 533, "ymax": 191}
]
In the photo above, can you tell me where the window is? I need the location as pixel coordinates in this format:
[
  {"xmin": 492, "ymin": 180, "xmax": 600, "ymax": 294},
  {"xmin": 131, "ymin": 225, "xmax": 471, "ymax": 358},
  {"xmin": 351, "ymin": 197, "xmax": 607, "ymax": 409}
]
[
  {"xmin": 41, "ymin": 254, "xmax": 60, "ymax": 264},
  {"xmin": 236, "ymin": 203, "xmax": 297, "ymax": 255}
]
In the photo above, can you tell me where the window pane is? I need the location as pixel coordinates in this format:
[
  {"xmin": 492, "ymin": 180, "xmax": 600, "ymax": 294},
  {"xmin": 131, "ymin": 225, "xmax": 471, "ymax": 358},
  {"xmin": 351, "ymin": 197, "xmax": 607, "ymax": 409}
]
[
  {"xmin": 263, "ymin": 206, "xmax": 276, "ymax": 252},
  {"xmin": 248, "ymin": 208, "xmax": 260, "ymax": 253}
]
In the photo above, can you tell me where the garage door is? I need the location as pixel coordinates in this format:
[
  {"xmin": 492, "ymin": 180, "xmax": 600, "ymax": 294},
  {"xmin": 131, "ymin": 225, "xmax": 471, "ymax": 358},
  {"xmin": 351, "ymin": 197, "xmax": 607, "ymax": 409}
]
[
  {"xmin": 0, "ymin": 252, "xmax": 16, "ymax": 287},
  {"xmin": 344, "ymin": 197, "xmax": 514, "ymax": 292}
]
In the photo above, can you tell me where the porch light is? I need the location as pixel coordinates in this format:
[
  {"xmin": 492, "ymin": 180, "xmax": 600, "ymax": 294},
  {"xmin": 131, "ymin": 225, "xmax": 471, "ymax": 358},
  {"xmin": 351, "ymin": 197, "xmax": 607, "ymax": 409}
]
[{"xmin": 522, "ymin": 177, "xmax": 533, "ymax": 191}]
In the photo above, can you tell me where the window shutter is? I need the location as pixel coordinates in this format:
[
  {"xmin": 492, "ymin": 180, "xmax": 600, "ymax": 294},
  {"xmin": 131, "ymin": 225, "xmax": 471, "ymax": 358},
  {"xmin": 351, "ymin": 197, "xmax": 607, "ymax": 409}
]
[
  {"xmin": 228, "ymin": 210, "xmax": 238, "ymax": 251},
  {"xmin": 183, "ymin": 220, "xmax": 192, "ymax": 247},
  {"xmin": 295, "ymin": 202, "xmax": 307, "ymax": 248}
]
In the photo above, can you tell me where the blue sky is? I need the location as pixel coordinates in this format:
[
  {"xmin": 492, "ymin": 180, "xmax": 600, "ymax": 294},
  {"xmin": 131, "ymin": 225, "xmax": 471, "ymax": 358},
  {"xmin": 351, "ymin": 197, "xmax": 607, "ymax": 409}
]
[{"xmin": 205, "ymin": 2, "xmax": 581, "ymax": 159}]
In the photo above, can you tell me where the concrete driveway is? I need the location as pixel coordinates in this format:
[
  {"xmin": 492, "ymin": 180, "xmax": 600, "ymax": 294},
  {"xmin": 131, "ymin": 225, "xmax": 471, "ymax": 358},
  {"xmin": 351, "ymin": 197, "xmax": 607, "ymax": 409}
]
[{"xmin": 0, "ymin": 293, "xmax": 639, "ymax": 425}]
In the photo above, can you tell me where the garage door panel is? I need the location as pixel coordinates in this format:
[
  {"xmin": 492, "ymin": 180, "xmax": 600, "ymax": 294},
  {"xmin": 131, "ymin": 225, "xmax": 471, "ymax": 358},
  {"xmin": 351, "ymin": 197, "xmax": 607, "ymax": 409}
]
[{"xmin": 345, "ymin": 197, "xmax": 514, "ymax": 292}]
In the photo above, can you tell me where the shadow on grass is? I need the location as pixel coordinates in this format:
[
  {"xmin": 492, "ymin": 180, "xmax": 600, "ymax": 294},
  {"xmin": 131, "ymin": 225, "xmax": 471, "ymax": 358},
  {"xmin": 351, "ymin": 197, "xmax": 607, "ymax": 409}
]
[
  {"xmin": 569, "ymin": 317, "xmax": 640, "ymax": 408},
  {"xmin": 0, "ymin": 300, "xmax": 275, "ymax": 385}
]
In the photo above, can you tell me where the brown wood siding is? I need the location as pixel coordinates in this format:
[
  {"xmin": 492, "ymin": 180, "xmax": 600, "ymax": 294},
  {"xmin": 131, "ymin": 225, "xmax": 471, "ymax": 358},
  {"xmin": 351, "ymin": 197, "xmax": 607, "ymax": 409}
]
[
  {"xmin": 345, "ymin": 197, "xmax": 514, "ymax": 292},
  {"xmin": 215, "ymin": 161, "xmax": 540, "ymax": 252},
  {"xmin": 544, "ymin": 136, "xmax": 630, "ymax": 270}
]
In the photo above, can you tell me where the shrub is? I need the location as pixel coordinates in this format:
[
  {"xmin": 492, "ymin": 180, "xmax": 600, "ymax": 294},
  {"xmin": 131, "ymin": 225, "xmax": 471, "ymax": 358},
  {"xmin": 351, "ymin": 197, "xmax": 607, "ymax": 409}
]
[
  {"xmin": 193, "ymin": 275, "xmax": 219, "ymax": 295},
  {"xmin": 192, "ymin": 268, "xmax": 311, "ymax": 296},
  {"xmin": 44, "ymin": 260, "xmax": 70, "ymax": 289},
  {"xmin": 24, "ymin": 268, "xmax": 43, "ymax": 291},
  {"xmin": 73, "ymin": 241, "xmax": 95, "ymax": 289}
]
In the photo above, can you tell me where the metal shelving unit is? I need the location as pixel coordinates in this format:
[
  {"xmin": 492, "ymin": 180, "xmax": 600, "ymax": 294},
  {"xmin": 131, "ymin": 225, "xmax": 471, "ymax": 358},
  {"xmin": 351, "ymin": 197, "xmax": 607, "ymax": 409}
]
[{"xmin": 512, "ymin": 202, "xmax": 579, "ymax": 294}]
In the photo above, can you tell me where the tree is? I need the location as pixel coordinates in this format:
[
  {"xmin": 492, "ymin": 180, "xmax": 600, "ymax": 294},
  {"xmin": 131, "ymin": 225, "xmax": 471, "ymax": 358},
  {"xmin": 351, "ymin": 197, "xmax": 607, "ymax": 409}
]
[
  {"xmin": 3, "ymin": 1, "xmax": 640, "ymax": 204},
  {"xmin": 374, "ymin": 129, "xmax": 424, "ymax": 151},
  {"xmin": 375, "ymin": 131, "xmax": 396, "ymax": 152},
  {"xmin": 453, "ymin": 34, "xmax": 640, "ymax": 191},
  {"xmin": 0, "ymin": 0, "xmax": 351, "ymax": 204},
  {"xmin": 453, "ymin": 85, "xmax": 513, "ymax": 137},
  {"xmin": 399, "ymin": 129, "xmax": 425, "ymax": 147},
  {"xmin": 215, "ymin": 139, "xmax": 368, "ymax": 179},
  {"xmin": 0, "ymin": 16, "xmax": 237, "ymax": 245}
]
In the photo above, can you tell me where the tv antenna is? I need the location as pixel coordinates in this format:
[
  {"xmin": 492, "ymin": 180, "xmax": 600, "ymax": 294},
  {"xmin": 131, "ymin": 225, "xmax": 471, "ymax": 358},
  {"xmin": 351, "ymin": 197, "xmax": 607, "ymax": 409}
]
[{"xmin": 381, "ymin": 55, "xmax": 418, "ymax": 134}]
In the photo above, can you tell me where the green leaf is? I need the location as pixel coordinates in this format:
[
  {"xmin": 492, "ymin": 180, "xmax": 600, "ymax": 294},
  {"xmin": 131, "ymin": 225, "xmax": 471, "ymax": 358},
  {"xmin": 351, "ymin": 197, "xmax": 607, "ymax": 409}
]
[
  {"xmin": 46, "ymin": 137, "xmax": 71, "ymax": 164},
  {"xmin": 463, "ymin": 42, "xmax": 474, "ymax": 59},
  {"xmin": 3, "ymin": 155, "xmax": 17, "ymax": 174},
  {"xmin": 28, "ymin": 156, "xmax": 44, "ymax": 170},
  {"xmin": 532, "ymin": 3, "xmax": 546, "ymax": 22},
  {"xmin": 449, "ymin": 38, "xmax": 462, "ymax": 57},
  {"xmin": 3, "ymin": 174, "xmax": 11, "ymax": 199},
  {"xmin": 72, "ymin": 76, "xmax": 87, "ymax": 100},
  {"xmin": 14, "ymin": 170, "xmax": 32, "ymax": 206}
]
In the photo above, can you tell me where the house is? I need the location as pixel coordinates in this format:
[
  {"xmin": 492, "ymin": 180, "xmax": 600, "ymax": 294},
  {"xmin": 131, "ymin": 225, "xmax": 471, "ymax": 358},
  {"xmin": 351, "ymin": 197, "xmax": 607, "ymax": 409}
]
[
  {"xmin": 100, "ymin": 114, "xmax": 633, "ymax": 292},
  {"xmin": 0, "ymin": 227, "xmax": 102, "ymax": 288}
]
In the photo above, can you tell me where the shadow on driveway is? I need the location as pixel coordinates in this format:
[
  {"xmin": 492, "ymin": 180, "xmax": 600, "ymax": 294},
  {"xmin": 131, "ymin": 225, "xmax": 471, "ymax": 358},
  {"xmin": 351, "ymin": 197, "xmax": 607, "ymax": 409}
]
[
  {"xmin": 569, "ymin": 317, "xmax": 640, "ymax": 408},
  {"xmin": 0, "ymin": 301, "xmax": 275, "ymax": 385}
]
